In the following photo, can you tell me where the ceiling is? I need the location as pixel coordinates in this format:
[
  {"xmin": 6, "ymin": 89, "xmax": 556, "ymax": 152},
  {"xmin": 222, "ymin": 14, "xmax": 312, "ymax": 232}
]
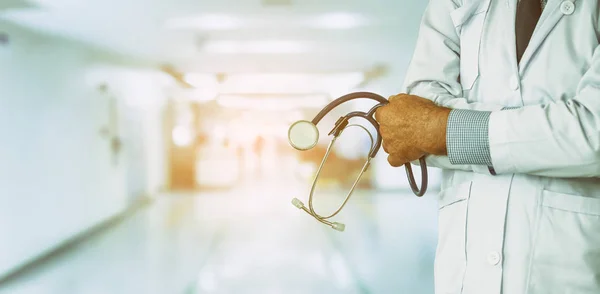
[{"xmin": 0, "ymin": 0, "xmax": 427, "ymax": 77}]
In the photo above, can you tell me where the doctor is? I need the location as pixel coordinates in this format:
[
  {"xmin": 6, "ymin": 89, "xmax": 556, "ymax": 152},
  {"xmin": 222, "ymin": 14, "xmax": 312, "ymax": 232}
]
[{"xmin": 375, "ymin": 0, "xmax": 600, "ymax": 293}]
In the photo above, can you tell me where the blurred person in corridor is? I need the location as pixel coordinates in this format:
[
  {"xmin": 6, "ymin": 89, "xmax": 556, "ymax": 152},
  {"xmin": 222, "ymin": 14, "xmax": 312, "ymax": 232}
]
[
  {"xmin": 253, "ymin": 135, "xmax": 266, "ymax": 176},
  {"xmin": 374, "ymin": 0, "xmax": 600, "ymax": 293}
]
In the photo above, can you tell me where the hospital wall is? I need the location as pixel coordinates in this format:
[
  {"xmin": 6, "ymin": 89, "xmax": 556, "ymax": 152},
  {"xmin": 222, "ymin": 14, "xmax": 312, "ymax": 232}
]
[{"xmin": 0, "ymin": 21, "xmax": 168, "ymax": 279}]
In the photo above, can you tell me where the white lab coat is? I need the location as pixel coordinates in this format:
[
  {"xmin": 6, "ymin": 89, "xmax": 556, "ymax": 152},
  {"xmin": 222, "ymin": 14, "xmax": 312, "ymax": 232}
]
[{"xmin": 403, "ymin": 0, "xmax": 600, "ymax": 293}]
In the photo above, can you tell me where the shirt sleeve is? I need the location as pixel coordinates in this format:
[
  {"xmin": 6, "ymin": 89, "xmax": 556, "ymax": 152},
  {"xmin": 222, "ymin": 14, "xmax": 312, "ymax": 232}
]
[
  {"xmin": 446, "ymin": 109, "xmax": 493, "ymax": 165},
  {"xmin": 445, "ymin": 107, "xmax": 521, "ymax": 167}
]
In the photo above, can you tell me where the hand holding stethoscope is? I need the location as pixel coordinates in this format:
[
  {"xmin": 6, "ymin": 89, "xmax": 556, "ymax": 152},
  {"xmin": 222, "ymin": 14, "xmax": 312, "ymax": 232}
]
[{"xmin": 287, "ymin": 92, "xmax": 428, "ymax": 232}]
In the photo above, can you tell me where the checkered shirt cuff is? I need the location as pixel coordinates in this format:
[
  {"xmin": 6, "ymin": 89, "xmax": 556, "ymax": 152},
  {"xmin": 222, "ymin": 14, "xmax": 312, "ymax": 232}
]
[{"xmin": 446, "ymin": 109, "xmax": 493, "ymax": 166}]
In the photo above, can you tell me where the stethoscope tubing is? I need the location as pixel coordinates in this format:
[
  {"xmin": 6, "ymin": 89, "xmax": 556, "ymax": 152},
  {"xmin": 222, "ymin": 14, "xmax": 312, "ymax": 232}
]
[{"xmin": 291, "ymin": 91, "xmax": 428, "ymax": 232}]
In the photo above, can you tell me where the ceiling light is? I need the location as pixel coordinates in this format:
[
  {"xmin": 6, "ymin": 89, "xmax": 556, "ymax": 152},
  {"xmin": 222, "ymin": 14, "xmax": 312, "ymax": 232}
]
[
  {"xmin": 184, "ymin": 73, "xmax": 218, "ymax": 88},
  {"xmin": 165, "ymin": 14, "xmax": 242, "ymax": 30},
  {"xmin": 310, "ymin": 12, "xmax": 367, "ymax": 29},
  {"xmin": 172, "ymin": 125, "xmax": 194, "ymax": 147},
  {"xmin": 182, "ymin": 73, "xmax": 219, "ymax": 101},
  {"xmin": 191, "ymin": 88, "xmax": 218, "ymax": 102},
  {"xmin": 203, "ymin": 40, "xmax": 310, "ymax": 54}
]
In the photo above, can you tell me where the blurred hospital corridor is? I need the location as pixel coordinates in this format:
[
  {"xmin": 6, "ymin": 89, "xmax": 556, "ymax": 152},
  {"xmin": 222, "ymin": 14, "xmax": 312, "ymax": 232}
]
[{"xmin": 0, "ymin": 0, "xmax": 443, "ymax": 293}]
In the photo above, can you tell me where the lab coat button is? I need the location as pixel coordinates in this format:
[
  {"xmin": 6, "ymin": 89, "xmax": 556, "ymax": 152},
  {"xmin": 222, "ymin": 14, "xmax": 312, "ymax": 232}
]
[
  {"xmin": 560, "ymin": 1, "xmax": 575, "ymax": 15},
  {"xmin": 487, "ymin": 251, "xmax": 501, "ymax": 265},
  {"xmin": 509, "ymin": 76, "xmax": 520, "ymax": 90}
]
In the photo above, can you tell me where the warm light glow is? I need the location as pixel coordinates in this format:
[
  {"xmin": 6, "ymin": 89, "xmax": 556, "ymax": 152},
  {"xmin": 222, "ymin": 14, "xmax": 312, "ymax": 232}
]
[
  {"xmin": 202, "ymin": 40, "xmax": 311, "ymax": 54},
  {"xmin": 184, "ymin": 74, "xmax": 219, "ymax": 101},
  {"xmin": 172, "ymin": 125, "xmax": 194, "ymax": 146},
  {"xmin": 189, "ymin": 88, "xmax": 218, "ymax": 102},
  {"xmin": 217, "ymin": 72, "xmax": 364, "ymax": 95},
  {"xmin": 325, "ymin": 72, "xmax": 365, "ymax": 98},
  {"xmin": 173, "ymin": 72, "xmax": 366, "ymax": 104},
  {"xmin": 216, "ymin": 94, "xmax": 329, "ymax": 110},
  {"xmin": 184, "ymin": 73, "xmax": 217, "ymax": 87},
  {"xmin": 288, "ymin": 110, "xmax": 305, "ymax": 123},
  {"xmin": 165, "ymin": 14, "xmax": 242, "ymax": 30},
  {"xmin": 309, "ymin": 12, "xmax": 367, "ymax": 29}
]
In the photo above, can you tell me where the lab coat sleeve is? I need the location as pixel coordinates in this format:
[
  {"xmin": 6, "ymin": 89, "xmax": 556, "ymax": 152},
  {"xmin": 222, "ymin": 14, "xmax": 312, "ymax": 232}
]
[
  {"xmin": 403, "ymin": 0, "xmax": 502, "ymax": 172},
  {"xmin": 488, "ymin": 46, "xmax": 600, "ymax": 178}
]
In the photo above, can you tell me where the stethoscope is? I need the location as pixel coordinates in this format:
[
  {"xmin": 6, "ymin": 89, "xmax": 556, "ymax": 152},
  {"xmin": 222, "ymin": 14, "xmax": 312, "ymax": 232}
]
[{"xmin": 287, "ymin": 92, "xmax": 428, "ymax": 232}]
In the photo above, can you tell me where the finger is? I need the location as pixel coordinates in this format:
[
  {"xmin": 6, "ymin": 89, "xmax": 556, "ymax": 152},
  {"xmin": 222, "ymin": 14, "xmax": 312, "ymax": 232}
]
[
  {"xmin": 387, "ymin": 154, "xmax": 408, "ymax": 167},
  {"xmin": 382, "ymin": 137, "xmax": 402, "ymax": 155},
  {"xmin": 379, "ymin": 127, "xmax": 397, "ymax": 154},
  {"xmin": 375, "ymin": 105, "xmax": 387, "ymax": 123},
  {"xmin": 379, "ymin": 125, "xmax": 391, "ymax": 138},
  {"xmin": 381, "ymin": 140, "xmax": 396, "ymax": 154},
  {"xmin": 382, "ymin": 140, "xmax": 391, "ymax": 154}
]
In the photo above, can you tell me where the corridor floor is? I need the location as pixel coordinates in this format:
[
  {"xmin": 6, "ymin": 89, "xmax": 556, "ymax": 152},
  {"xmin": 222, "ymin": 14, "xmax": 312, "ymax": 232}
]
[{"xmin": 0, "ymin": 178, "xmax": 439, "ymax": 294}]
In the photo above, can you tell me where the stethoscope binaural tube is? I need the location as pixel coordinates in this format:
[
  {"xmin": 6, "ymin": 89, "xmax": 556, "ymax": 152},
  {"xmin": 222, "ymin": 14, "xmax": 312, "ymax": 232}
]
[
  {"xmin": 310, "ymin": 91, "xmax": 388, "ymax": 126},
  {"xmin": 288, "ymin": 91, "xmax": 428, "ymax": 232}
]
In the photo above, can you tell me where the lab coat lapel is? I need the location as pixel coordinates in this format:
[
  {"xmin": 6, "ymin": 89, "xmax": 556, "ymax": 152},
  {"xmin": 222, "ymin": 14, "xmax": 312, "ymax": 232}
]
[{"xmin": 518, "ymin": 0, "xmax": 566, "ymax": 74}]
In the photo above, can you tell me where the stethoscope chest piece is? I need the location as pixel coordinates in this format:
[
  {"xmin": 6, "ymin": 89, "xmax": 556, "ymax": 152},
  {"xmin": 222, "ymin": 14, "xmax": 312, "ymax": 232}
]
[{"xmin": 288, "ymin": 120, "xmax": 319, "ymax": 151}]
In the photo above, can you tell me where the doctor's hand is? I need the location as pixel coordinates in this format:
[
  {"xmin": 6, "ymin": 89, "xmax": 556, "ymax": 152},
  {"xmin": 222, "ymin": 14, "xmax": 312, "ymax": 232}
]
[{"xmin": 374, "ymin": 94, "xmax": 451, "ymax": 167}]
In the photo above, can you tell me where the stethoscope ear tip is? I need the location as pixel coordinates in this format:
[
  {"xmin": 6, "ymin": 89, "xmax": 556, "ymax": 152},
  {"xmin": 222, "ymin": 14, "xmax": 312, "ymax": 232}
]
[
  {"xmin": 331, "ymin": 222, "xmax": 345, "ymax": 232},
  {"xmin": 291, "ymin": 198, "xmax": 305, "ymax": 209}
]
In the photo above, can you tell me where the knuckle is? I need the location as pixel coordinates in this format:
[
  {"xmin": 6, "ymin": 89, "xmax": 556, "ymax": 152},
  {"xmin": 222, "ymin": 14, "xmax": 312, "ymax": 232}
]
[
  {"xmin": 389, "ymin": 94, "xmax": 405, "ymax": 103},
  {"xmin": 379, "ymin": 125, "xmax": 389, "ymax": 137}
]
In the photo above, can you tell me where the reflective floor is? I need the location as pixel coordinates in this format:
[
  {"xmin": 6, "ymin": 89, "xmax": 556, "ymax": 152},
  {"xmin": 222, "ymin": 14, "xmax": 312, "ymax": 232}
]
[{"xmin": 0, "ymin": 174, "xmax": 439, "ymax": 294}]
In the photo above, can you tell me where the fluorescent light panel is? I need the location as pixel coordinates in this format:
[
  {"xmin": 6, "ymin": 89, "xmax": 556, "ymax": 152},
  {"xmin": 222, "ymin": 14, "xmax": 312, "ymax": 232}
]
[
  {"xmin": 202, "ymin": 40, "xmax": 310, "ymax": 54},
  {"xmin": 165, "ymin": 12, "xmax": 368, "ymax": 31},
  {"xmin": 309, "ymin": 12, "xmax": 367, "ymax": 30},
  {"xmin": 165, "ymin": 14, "xmax": 242, "ymax": 30}
]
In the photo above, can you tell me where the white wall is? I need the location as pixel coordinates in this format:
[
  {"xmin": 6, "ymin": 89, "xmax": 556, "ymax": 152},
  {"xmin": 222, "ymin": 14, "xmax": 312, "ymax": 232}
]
[
  {"xmin": 0, "ymin": 21, "xmax": 168, "ymax": 277},
  {"xmin": 97, "ymin": 67, "xmax": 170, "ymax": 198}
]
